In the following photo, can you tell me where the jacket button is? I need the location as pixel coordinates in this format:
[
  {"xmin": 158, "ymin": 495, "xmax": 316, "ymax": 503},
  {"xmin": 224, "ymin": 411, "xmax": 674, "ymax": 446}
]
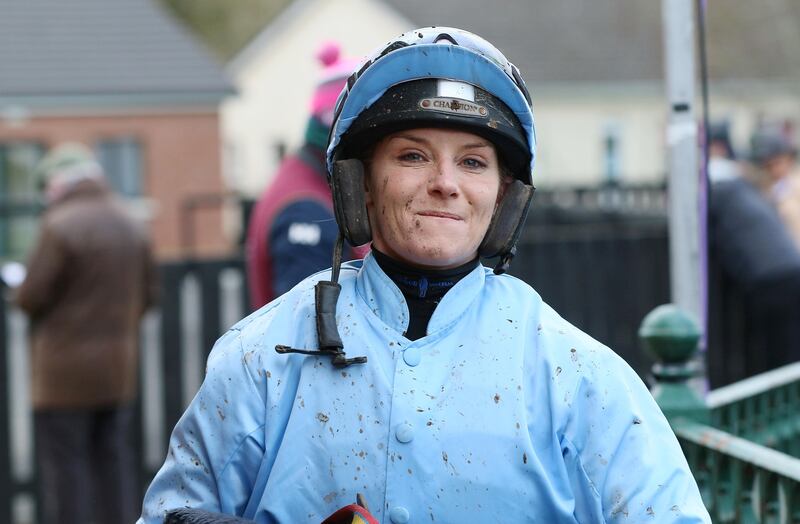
[
  {"xmin": 395, "ymin": 422, "xmax": 414, "ymax": 443},
  {"xmin": 389, "ymin": 506, "xmax": 410, "ymax": 524},
  {"xmin": 403, "ymin": 347, "xmax": 421, "ymax": 366}
]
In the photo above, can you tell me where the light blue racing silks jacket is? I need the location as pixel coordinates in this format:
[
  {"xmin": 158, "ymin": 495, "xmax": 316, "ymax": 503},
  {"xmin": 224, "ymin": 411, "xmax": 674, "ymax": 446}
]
[{"xmin": 139, "ymin": 253, "xmax": 710, "ymax": 523}]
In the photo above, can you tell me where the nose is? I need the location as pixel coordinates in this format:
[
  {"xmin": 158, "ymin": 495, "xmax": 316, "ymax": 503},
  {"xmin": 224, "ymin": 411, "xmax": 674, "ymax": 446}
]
[{"xmin": 427, "ymin": 161, "xmax": 459, "ymax": 198}]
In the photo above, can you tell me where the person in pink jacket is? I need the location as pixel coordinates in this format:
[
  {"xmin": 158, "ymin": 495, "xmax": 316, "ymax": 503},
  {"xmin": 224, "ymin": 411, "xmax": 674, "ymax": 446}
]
[{"xmin": 246, "ymin": 42, "xmax": 368, "ymax": 309}]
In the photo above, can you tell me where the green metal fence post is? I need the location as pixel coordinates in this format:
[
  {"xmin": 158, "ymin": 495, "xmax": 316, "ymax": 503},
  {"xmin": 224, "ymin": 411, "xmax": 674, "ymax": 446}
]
[{"xmin": 639, "ymin": 303, "xmax": 709, "ymax": 424}]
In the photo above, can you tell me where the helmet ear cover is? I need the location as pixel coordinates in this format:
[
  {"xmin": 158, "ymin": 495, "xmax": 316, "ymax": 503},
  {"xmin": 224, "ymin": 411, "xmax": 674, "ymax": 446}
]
[
  {"xmin": 331, "ymin": 158, "xmax": 534, "ymax": 260},
  {"xmin": 331, "ymin": 159, "xmax": 372, "ymax": 247},
  {"xmin": 478, "ymin": 179, "xmax": 534, "ymax": 259}
]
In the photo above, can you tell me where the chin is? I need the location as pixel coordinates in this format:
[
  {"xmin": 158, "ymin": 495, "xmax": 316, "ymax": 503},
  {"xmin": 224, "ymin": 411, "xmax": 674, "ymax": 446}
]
[{"xmin": 405, "ymin": 243, "xmax": 477, "ymax": 269}]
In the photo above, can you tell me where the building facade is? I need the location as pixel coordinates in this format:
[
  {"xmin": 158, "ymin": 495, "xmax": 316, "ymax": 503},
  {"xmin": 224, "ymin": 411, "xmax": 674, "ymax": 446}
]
[{"xmin": 0, "ymin": 0, "xmax": 234, "ymax": 261}]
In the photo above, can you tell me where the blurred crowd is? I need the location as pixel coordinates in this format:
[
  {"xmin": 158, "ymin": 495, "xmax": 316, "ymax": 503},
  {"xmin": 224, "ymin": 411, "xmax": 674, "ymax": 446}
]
[
  {"xmin": 708, "ymin": 121, "xmax": 800, "ymax": 279},
  {"xmin": 708, "ymin": 121, "xmax": 800, "ymax": 378},
  {"xmin": 709, "ymin": 122, "xmax": 800, "ymax": 244}
]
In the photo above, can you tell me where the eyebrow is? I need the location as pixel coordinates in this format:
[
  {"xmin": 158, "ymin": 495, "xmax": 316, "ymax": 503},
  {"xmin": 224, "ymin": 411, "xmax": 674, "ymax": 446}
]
[{"xmin": 390, "ymin": 133, "xmax": 492, "ymax": 150}]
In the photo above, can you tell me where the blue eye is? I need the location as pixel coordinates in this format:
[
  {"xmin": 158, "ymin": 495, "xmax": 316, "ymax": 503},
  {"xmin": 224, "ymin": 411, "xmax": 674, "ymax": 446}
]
[
  {"xmin": 400, "ymin": 152, "xmax": 424, "ymax": 162},
  {"xmin": 463, "ymin": 158, "xmax": 487, "ymax": 169}
]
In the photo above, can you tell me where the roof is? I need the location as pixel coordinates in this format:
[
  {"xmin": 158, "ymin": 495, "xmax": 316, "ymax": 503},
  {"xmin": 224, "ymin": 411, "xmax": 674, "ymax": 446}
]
[
  {"xmin": 706, "ymin": 0, "xmax": 800, "ymax": 82},
  {"xmin": 0, "ymin": 0, "xmax": 233, "ymax": 107},
  {"xmin": 382, "ymin": 0, "xmax": 800, "ymax": 87},
  {"xmin": 382, "ymin": 0, "xmax": 664, "ymax": 87}
]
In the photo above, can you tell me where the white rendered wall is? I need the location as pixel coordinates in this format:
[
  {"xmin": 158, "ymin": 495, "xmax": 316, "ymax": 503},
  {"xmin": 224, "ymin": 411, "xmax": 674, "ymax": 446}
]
[
  {"xmin": 532, "ymin": 86, "xmax": 667, "ymax": 188},
  {"xmin": 222, "ymin": 0, "xmax": 412, "ymax": 198}
]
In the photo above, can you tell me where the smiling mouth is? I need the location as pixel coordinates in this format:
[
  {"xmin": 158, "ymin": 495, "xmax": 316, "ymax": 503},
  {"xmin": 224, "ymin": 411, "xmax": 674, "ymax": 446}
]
[{"xmin": 417, "ymin": 211, "xmax": 463, "ymax": 221}]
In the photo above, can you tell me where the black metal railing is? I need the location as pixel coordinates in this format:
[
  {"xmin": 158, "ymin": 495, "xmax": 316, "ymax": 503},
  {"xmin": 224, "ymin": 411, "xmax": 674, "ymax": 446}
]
[
  {"xmin": 642, "ymin": 305, "xmax": 800, "ymax": 523},
  {"xmin": 2, "ymin": 184, "xmax": 798, "ymax": 523},
  {"xmin": 0, "ymin": 223, "xmax": 673, "ymax": 523}
]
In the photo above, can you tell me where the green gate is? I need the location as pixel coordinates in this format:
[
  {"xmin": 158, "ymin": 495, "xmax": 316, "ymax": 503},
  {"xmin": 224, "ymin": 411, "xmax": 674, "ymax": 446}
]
[{"xmin": 641, "ymin": 305, "xmax": 800, "ymax": 523}]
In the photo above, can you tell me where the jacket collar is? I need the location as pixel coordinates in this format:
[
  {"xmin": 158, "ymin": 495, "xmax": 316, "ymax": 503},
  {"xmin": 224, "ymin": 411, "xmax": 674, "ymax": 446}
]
[{"xmin": 355, "ymin": 251, "xmax": 486, "ymax": 337}]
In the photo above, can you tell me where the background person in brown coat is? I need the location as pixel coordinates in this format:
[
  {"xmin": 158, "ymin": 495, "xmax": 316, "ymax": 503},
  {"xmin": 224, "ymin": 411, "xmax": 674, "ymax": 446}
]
[{"xmin": 15, "ymin": 143, "xmax": 158, "ymax": 524}]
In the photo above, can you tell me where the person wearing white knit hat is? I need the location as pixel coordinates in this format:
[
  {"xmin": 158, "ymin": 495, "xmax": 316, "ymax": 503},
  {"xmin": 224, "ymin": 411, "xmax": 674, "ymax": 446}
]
[{"xmin": 17, "ymin": 142, "xmax": 158, "ymax": 524}]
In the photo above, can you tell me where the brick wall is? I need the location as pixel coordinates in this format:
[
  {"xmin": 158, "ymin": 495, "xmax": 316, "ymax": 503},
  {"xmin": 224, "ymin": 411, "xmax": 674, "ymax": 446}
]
[{"xmin": 0, "ymin": 110, "xmax": 233, "ymax": 260}]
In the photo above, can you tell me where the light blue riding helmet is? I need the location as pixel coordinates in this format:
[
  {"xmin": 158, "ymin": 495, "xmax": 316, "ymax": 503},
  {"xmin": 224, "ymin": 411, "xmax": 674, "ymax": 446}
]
[{"xmin": 327, "ymin": 26, "xmax": 536, "ymax": 185}]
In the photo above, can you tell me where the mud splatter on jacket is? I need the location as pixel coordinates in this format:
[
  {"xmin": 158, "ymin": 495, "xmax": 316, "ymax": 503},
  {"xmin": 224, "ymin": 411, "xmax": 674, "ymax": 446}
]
[{"xmin": 140, "ymin": 253, "xmax": 710, "ymax": 523}]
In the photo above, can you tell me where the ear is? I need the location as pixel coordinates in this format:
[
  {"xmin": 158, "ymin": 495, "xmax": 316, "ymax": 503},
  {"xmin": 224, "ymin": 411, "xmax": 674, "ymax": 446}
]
[
  {"xmin": 478, "ymin": 179, "xmax": 534, "ymax": 258},
  {"xmin": 331, "ymin": 159, "xmax": 373, "ymax": 247}
]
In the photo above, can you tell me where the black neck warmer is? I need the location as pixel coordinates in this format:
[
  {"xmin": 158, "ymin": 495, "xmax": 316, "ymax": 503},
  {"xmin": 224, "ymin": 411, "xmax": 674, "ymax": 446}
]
[{"xmin": 372, "ymin": 247, "xmax": 479, "ymax": 340}]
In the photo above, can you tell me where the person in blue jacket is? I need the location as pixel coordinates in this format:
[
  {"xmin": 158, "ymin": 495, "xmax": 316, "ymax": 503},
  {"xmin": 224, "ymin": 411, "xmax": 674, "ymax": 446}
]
[{"xmin": 140, "ymin": 27, "xmax": 710, "ymax": 523}]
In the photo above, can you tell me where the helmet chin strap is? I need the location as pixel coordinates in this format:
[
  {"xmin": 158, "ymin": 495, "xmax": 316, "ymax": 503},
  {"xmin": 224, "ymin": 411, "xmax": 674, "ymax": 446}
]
[
  {"xmin": 275, "ymin": 232, "xmax": 368, "ymax": 368},
  {"xmin": 492, "ymin": 246, "xmax": 517, "ymax": 275}
]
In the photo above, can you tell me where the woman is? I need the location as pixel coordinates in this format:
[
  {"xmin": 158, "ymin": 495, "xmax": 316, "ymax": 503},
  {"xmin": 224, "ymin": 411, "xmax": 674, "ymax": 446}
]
[{"xmin": 140, "ymin": 28, "xmax": 709, "ymax": 523}]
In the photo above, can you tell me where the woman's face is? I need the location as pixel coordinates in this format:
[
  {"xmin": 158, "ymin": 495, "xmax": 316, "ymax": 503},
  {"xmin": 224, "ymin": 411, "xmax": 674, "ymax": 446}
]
[{"xmin": 365, "ymin": 127, "xmax": 505, "ymax": 269}]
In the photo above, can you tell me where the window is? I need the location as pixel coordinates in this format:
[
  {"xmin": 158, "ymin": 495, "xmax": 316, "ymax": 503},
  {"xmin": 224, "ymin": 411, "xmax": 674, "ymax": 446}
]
[
  {"xmin": 95, "ymin": 138, "xmax": 142, "ymax": 198},
  {"xmin": 602, "ymin": 122, "xmax": 622, "ymax": 185},
  {"xmin": 0, "ymin": 142, "xmax": 45, "ymax": 260}
]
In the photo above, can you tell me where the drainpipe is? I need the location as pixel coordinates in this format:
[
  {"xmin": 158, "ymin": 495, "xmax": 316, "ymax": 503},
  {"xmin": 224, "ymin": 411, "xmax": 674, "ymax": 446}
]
[{"xmin": 662, "ymin": 0, "xmax": 705, "ymax": 337}]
